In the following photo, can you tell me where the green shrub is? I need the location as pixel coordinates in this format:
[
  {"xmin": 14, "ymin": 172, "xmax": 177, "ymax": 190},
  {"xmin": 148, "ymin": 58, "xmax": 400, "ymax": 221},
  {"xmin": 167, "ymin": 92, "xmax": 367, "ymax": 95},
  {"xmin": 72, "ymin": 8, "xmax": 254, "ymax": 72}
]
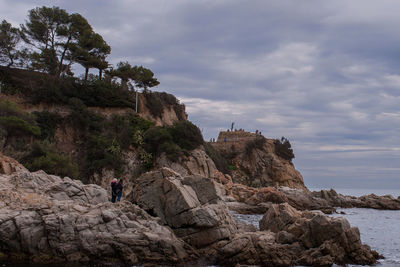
[
  {"xmin": 107, "ymin": 113, "xmax": 154, "ymax": 150},
  {"xmin": 143, "ymin": 121, "xmax": 203, "ymax": 162},
  {"xmin": 66, "ymin": 98, "xmax": 103, "ymax": 133},
  {"xmin": 245, "ymin": 136, "xmax": 266, "ymax": 156},
  {"xmin": 34, "ymin": 111, "xmax": 62, "ymax": 140},
  {"xmin": 204, "ymin": 143, "xmax": 231, "ymax": 175},
  {"xmin": 142, "ymin": 90, "xmax": 185, "ymax": 120},
  {"xmin": 23, "ymin": 141, "xmax": 79, "ymax": 179},
  {"xmin": 168, "ymin": 121, "xmax": 204, "ymax": 151},
  {"xmin": 30, "ymin": 79, "xmax": 67, "ymax": 104},
  {"xmin": 0, "ymin": 116, "xmax": 40, "ymax": 136},
  {"xmin": 143, "ymin": 126, "xmax": 174, "ymax": 155},
  {"xmin": 274, "ymin": 137, "xmax": 295, "ymax": 161},
  {"xmin": 0, "ymin": 67, "xmax": 136, "ymax": 109},
  {"xmin": 84, "ymin": 135, "xmax": 124, "ymax": 177},
  {"xmin": 68, "ymin": 78, "xmax": 135, "ymax": 108},
  {"xmin": 160, "ymin": 142, "xmax": 182, "ymax": 161},
  {"xmin": 0, "ymin": 100, "xmax": 35, "ymax": 122}
]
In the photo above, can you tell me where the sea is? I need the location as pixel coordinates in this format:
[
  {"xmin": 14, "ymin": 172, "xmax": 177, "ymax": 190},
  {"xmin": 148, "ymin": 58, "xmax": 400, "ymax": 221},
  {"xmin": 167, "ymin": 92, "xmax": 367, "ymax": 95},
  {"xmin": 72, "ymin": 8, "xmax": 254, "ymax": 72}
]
[{"xmin": 233, "ymin": 188, "xmax": 400, "ymax": 267}]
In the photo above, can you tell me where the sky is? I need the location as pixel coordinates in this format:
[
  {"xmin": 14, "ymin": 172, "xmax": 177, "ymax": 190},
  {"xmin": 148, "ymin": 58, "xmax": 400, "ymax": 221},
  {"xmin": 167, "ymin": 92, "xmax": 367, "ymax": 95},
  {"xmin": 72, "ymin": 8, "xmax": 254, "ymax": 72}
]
[{"xmin": 1, "ymin": 0, "xmax": 400, "ymax": 190}]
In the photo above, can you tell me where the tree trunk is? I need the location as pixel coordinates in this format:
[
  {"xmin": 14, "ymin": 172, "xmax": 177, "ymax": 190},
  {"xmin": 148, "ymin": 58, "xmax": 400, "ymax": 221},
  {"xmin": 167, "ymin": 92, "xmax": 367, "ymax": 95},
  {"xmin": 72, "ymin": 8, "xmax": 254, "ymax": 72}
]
[
  {"xmin": 99, "ymin": 69, "xmax": 103, "ymax": 80},
  {"xmin": 58, "ymin": 36, "xmax": 71, "ymax": 77},
  {"xmin": 84, "ymin": 67, "xmax": 89, "ymax": 81}
]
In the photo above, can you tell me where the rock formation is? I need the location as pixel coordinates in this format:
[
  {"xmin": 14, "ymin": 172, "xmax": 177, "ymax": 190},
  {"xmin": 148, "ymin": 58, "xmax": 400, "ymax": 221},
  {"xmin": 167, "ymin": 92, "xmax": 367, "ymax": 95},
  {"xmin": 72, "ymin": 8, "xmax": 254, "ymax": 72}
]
[
  {"xmin": 131, "ymin": 168, "xmax": 237, "ymax": 248},
  {"xmin": 0, "ymin": 154, "xmax": 193, "ymax": 265},
  {"xmin": 228, "ymin": 183, "xmax": 400, "ymax": 214},
  {"xmin": 313, "ymin": 189, "xmax": 400, "ymax": 210},
  {"xmin": 259, "ymin": 203, "xmax": 380, "ymax": 266},
  {"xmin": 0, "ymin": 153, "xmax": 381, "ymax": 266},
  {"xmin": 156, "ymin": 147, "xmax": 219, "ymax": 179},
  {"xmin": 211, "ymin": 132, "xmax": 306, "ymax": 190}
]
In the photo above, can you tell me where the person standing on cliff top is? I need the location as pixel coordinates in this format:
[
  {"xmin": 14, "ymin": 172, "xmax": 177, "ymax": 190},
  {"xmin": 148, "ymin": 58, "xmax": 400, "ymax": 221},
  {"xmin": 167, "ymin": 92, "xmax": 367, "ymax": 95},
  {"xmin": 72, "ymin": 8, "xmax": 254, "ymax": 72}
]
[
  {"xmin": 115, "ymin": 178, "xmax": 124, "ymax": 202},
  {"xmin": 110, "ymin": 178, "xmax": 118, "ymax": 203}
]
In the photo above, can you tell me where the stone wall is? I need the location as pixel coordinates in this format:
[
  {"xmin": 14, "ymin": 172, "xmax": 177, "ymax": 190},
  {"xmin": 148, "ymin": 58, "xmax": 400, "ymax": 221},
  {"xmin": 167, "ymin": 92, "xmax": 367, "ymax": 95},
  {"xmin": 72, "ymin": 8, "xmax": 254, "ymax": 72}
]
[{"xmin": 216, "ymin": 130, "xmax": 260, "ymax": 143}]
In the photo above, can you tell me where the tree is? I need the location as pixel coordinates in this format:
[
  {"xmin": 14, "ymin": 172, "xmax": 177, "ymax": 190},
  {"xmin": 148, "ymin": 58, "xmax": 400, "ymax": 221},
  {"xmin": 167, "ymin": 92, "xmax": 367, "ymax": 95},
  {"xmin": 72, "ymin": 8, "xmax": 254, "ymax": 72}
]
[
  {"xmin": 71, "ymin": 30, "xmax": 111, "ymax": 80},
  {"xmin": 21, "ymin": 6, "xmax": 109, "ymax": 77},
  {"xmin": 21, "ymin": 6, "xmax": 70, "ymax": 74},
  {"xmin": 108, "ymin": 61, "xmax": 159, "ymax": 90},
  {"xmin": 133, "ymin": 65, "xmax": 160, "ymax": 89},
  {"xmin": 0, "ymin": 20, "xmax": 22, "ymax": 67}
]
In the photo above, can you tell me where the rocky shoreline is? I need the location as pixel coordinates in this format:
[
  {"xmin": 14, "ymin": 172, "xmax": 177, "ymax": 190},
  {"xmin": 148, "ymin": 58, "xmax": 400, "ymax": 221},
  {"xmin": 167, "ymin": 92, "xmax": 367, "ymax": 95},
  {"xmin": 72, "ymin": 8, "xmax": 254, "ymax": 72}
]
[
  {"xmin": 227, "ymin": 183, "xmax": 400, "ymax": 215},
  {"xmin": 0, "ymin": 153, "xmax": 387, "ymax": 266}
]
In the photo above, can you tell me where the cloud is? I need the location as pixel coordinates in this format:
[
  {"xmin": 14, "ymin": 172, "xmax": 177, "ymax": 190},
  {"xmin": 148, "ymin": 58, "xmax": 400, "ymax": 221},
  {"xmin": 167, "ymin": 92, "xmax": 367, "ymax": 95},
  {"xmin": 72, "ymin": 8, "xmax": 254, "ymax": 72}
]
[{"xmin": 1, "ymin": 0, "xmax": 400, "ymax": 189}]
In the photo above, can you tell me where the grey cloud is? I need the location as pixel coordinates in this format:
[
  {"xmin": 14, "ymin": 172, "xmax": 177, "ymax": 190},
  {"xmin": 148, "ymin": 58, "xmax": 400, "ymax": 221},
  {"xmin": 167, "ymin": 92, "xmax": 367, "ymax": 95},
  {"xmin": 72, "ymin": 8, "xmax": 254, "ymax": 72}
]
[{"xmin": 1, "ymin": 0, "xmax": 399, "ymax": 189}]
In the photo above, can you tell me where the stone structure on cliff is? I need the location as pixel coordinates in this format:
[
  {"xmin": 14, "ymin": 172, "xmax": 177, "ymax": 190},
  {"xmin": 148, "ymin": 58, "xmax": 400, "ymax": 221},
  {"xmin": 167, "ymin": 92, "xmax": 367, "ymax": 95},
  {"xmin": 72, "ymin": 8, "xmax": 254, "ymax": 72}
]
[{"xmin": 211, "ymin": 130, "xmax": 306, "ymax": 190}]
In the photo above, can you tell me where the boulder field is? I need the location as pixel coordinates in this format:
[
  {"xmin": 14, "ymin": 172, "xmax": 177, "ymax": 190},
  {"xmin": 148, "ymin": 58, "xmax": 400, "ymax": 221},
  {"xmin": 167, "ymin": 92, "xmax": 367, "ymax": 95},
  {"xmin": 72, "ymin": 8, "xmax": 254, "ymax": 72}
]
[{"xmin": 0, "ymin": 153, "xmax": 381, "ymax": 266}]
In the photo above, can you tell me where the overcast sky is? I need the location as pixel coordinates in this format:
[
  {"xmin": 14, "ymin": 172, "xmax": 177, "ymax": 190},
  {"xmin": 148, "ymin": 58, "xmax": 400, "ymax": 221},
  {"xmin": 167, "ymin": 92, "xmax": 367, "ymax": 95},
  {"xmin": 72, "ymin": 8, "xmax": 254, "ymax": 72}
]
[{"xmin": 1, "ymin": 0, "xmax": 400, "ymax": 190}]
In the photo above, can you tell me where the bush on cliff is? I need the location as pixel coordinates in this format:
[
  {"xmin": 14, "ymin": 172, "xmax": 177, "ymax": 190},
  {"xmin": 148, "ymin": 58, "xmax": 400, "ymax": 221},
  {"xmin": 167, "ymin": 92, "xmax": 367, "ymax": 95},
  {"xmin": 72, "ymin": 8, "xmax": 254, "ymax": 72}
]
[
  {"xmin": 23, "ymin": 141, "xmax": 79, "ymax": 179},
  {"xmin": 245, "ymin": 136, "xmax": 266, "ymax": 156},
  {"xmin": 169, "ymin": 121, "xmax": 203, "ymax": 151},
  {"xmin": 0, "ymin": 100, "xmax": 41, "ymax": 148},
  {"xmin": 204, "ymin": 143, "xmax": 232, "ymax": 175},
  {"xmin": 142, "ymin": 90, "xmax": 186, "ymax": 120},
  {"xmin": 143, "ymin": 121, "xmax": 203, "ymax": 162},
  {"xmin": 274, "ymin": 137, "xmax": 295, "ymax": 161},
  {"xmin": 33, "ymin": 111, "xmax": 63, "ymax": 140},
  {"xmin": 84, "ymin": 135, "xmax": 124, "ymax": 178}
]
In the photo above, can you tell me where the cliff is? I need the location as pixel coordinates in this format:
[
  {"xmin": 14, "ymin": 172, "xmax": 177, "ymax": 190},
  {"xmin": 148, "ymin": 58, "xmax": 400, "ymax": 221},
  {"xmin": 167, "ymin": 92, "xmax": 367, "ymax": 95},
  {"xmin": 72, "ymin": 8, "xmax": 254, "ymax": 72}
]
[{"xmin": 210, "ymin": 130, "xmax": 306, "ymax": 190}]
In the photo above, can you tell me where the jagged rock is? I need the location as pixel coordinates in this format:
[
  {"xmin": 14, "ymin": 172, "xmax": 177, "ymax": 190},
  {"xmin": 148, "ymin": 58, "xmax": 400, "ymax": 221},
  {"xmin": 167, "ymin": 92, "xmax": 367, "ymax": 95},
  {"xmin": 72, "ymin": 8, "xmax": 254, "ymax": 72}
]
[
  {"xmin": 277, "ymin": 186, "xmax": 335, "ymax": 213},
  {"xmin": 229, "ymin": 184, "xmax": 335, "ymax": 214},
  {"xmin": 0, "ymin": 152, "xmax": 27, "ymax": 174},
  {"xmin": 156, "ymin": 147, "xmax": 220, "ymax": 179},
  {"xmin": 211, "ymin": 137, "xmax": 306, "ymax": 189},
  {"xmin": 131, "ymin": 168, "xmax": 238, "ymax": 248},
  {"xmin": 259, "ymin": 203, "xmax": 379, "ymax": 265},
  {"xmin": 313, "ymin": 189, "xmax": 400, "ymax": 210},
  {"xmin": 0, "ymin": 164, "xmax": 193, "ymax": 264},
  {"xmin": 231, "ymin": 184, "xmax": 289, "ymax": 205}
]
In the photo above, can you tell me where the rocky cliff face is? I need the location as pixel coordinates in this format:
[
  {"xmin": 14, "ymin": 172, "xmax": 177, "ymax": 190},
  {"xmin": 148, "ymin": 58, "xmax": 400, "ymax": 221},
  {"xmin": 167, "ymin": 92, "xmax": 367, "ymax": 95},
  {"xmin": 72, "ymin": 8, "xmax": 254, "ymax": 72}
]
[
  {"xmin": 0, "ymin": 153, "xmax": 193, "ymax": 265},
  {"xmin": 211, "ymin": 137, "xmax": 306, "ymax": 190}
]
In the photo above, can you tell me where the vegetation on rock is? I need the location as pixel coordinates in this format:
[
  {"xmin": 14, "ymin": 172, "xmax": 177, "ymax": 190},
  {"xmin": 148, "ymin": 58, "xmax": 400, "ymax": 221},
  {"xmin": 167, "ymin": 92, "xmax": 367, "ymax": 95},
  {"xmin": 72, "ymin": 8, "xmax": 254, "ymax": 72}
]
[
  {"xmin": 245, "ymin": 135, "xmax": 266, "ymax": 156},
  {"xmin": 142, "ymin": 90, "xmax": 186, "ymax": 120},
  {"xmin": 144, "ymin": 120, "xmax": 203, "ymax": 163},
  {"xmin": 274, "ymin": 136, "xmax": 295, "ymax": 161},
  {"xmin": 204, "ymin": 143, "xmax": 232, "ymax": 175}
]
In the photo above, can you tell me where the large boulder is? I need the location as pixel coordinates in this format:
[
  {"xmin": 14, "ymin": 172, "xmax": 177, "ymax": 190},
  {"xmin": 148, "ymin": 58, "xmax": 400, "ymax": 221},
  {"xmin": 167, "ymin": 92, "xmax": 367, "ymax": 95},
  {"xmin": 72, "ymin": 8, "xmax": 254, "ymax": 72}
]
[
  {"xmin": 156, "ymin": 147, "xmax": 220, "ymax": 179},
  {"xmin": 131, "ymin": 168, "xmax": 238, "ymax": 248},
  {"xmin": 259, "ymin": 203, "xmax": 380, "ymax": 265},
  {"xmin": 0, "ymin": 167, "xmax": 193, "ymax": 265}
]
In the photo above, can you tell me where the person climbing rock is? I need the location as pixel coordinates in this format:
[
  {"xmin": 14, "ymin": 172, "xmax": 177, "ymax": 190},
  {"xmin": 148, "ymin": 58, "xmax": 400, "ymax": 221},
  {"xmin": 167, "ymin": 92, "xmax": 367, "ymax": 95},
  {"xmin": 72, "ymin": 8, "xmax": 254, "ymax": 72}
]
[
  {"xmin": 115, "ymin": 178, "xmax": 124, "ymax": 202},
  {"xmin": 110, "ymin": 178, "xmax": 118, "ymax": 203}
]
